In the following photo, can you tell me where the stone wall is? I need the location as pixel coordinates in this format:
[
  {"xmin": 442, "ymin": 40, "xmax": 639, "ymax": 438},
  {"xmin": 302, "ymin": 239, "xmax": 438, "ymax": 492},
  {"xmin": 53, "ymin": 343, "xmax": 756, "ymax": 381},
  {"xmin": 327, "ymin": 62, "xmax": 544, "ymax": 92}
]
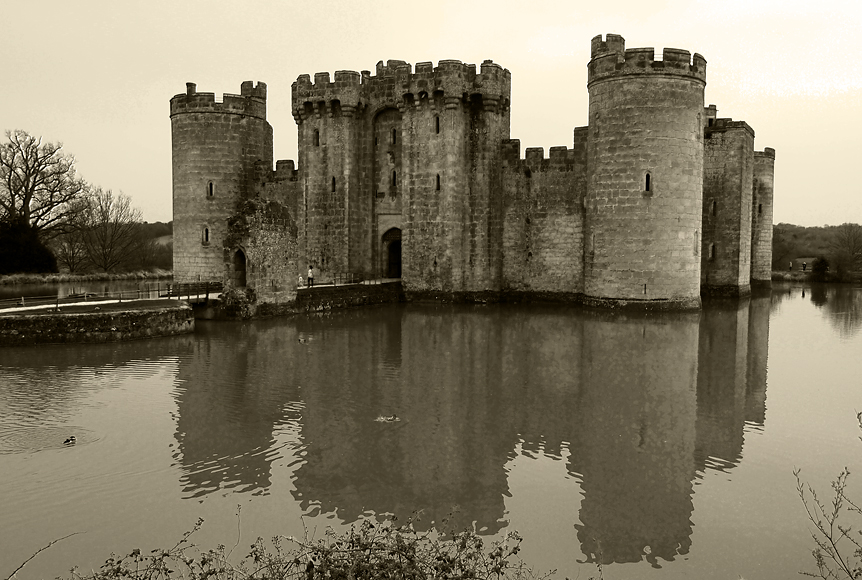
[
  {"xmin": 0, "ymin": 304, "xmax": 194, "ymax": 346},
  {"xmin": 294, "ymin": 282, "xmax": 403, "ymax": 312},
  {"xmin": 501, "ymin": 136, "xmax": 586, "ymax": 294},
  {"xmin": 701, "ymin": 120, "xmax": 755, "ymax": 295},
  {"xmin": 224, "ymin": 198, "xmax": 299, "ymax": 303}
]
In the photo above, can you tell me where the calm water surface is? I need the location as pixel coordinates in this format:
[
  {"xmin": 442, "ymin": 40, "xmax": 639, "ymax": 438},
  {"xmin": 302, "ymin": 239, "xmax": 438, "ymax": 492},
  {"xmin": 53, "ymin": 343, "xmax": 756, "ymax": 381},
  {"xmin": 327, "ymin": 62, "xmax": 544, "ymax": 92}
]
[{"xmin": 1, "ymin": 284, "xmax": 861, "ymax": 579}]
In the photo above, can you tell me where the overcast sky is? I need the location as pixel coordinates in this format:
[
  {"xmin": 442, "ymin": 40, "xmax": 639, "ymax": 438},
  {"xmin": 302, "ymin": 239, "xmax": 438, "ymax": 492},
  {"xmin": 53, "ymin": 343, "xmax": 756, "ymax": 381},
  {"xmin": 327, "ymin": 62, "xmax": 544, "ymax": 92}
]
[{"xmin": 2, "ymin": 0, "xmax": 859, "ymax": 226}]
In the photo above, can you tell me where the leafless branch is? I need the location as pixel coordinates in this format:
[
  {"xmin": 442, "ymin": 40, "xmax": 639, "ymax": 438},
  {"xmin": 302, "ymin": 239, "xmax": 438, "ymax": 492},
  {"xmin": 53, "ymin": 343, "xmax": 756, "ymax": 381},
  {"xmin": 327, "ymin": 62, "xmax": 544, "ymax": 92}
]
[{"xmin": 4, "ymin": 531, "xmax": 83, "ymax": 580}]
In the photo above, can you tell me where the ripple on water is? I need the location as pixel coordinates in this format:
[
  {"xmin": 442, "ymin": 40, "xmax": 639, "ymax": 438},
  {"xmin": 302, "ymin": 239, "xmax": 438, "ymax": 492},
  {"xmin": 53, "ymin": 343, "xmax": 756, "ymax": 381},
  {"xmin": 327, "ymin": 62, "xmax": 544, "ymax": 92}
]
[{"xmin": 0, "ymin": 425, "xmax": 101, "ymax": 455}]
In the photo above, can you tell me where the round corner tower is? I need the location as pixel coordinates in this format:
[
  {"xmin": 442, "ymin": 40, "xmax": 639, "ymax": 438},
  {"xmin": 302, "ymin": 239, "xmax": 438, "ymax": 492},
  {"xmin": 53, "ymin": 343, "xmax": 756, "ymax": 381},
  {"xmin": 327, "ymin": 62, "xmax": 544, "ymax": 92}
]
[
  {"xmin": 751, "ymin": 147, "xmax": 775, "ymax": 286},
  {"xmin": 584, "ymin": 34, "xmax": 707, "ymax": 308},
  {"xmin": 170, "ymin": 81, "xmax": 273, "ymax": 284}
]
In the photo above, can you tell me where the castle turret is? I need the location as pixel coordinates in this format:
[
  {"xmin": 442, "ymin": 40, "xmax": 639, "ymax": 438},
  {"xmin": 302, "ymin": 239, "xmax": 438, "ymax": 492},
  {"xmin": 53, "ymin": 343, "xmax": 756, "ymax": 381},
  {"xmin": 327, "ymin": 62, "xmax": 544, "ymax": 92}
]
[
  {"xmin": 398, "ymin": 59, "xmax": 511, "ymax": 293},
  {"xmin": 170, "ymin": 81, "xmax": 273, "ymax": 284},
  {"xmin": 292, "ymin": 71, "xmax": 366, "ymax": 281},
  {"xmin": 751, "ymin": 148, "xmax": 775, "ymax": 285},
  {"xmin": 585, "ymin": 35, "xmax": 707, "ymax": 308},
  {"xmin": 701, "ymin": 117, "xmax": 755, "ymax": 296}
]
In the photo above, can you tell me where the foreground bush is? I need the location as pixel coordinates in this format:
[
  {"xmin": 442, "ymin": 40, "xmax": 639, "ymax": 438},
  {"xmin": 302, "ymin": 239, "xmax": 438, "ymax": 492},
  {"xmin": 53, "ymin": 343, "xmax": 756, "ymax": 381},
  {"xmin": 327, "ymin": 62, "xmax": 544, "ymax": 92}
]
[
  {"xmin": 796, "ymin": 412, "xmax": 862, "ymax": 579},
  {"xmin": 61, "ymin": 517, "xmax": 558, "ymax": 580}
]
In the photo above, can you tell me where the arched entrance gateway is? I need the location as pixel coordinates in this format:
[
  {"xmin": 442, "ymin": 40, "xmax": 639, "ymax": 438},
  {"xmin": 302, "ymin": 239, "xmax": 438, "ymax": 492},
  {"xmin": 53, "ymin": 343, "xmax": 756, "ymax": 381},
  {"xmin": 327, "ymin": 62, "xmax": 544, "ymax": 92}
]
[
  {"xmin": 382, "ymin": 228, "xmax": 401, "ymax": 279},
  {"xmin": 233, "ymin": 249, "xmax": 247, "ymax": 288}
]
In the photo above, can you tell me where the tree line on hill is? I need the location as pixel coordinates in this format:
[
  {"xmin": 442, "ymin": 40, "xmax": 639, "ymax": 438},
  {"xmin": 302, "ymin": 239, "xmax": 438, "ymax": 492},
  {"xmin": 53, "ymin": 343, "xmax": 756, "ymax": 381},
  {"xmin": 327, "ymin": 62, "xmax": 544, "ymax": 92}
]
[
  {"xmin": 0, "ymin": 129, "xmax": 171, "ymax": 275},
  {"xmin": 772, "ymin": 222, "xmax": 862, "ymax": 281}
]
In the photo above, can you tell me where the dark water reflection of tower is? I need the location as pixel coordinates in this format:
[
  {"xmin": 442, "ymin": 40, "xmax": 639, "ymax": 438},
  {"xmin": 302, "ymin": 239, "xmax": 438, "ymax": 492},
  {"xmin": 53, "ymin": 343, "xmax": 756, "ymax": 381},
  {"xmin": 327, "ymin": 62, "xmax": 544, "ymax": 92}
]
[
  {"xmin": 695, "ymin": 295, "xmax": 770, "ymax": 472},
  {"xmin": 173, "ymin": 321, "xmax": 303, "ymax": 497},
  {"xmin": 572, "ymin": 310, "xmax": 699, "ymax": 567},
  {"xmin": 294, "ymin": 306, "xmax": 518, "ymax": 534}
]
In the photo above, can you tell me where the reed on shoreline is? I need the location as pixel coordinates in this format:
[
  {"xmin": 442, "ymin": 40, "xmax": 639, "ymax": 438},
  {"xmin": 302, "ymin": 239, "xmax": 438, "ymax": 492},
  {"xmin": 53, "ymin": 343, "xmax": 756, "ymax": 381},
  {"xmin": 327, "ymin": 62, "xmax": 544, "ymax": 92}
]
[{"xmin": 0, "ymin": 269, "xmax": 173, "ymax": 286}]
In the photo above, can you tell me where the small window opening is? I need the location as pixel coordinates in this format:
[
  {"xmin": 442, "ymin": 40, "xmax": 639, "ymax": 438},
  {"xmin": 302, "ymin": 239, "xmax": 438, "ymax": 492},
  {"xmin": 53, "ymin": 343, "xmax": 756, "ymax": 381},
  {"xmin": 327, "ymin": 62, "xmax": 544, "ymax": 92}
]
[
  {"xmin": 331, "ymin": 177, "xmax": 336, "ymax": 193},
  {"xmin": 709, "ymin": 243, "xmax": 715, "ymax": 260},
  {"xmin": 645, "ymin": 173, "xmax": 651, "ymax": 192},
  {"xmin": 758, "ymin": 203, "xmax": 763, "ymax": 215},
  {"xmin": 435, "ymin": 116, "xmax": 440, "ymax": 134},
  {"xmin": 711, "ymin": 199, "xmax": 716, "ymax": 216},
  {"xmin": 392, "ymin": 171, "xmax": 397, "ymax": 187},
  {"xmin": 375, "ymin": 136, "xmax": 379, "ymax": 146},
  {"xmin": 313, "ymin": 130, "xmax": 320, "ymax": 147},
  {"xmin": 435, "ymin": 174, "xmax": 440, "ymax": 191},
  {"xmin": 207, "ymin": 182, "xmax": 214, "ymax": 197},
  {"xmin": 708, "ymin": 118, "xmax": 714, "ymax": 127},
  {"xmin": 202, "ymin": 226, "xmax": 210, "ymax": 244},
  {"xmin": 392, "ymin": 129, "xmax": 397, "ymax": 144},
  {"xmin": 694, "ymin": 230, "xmax": 700, "ymax": 256}
]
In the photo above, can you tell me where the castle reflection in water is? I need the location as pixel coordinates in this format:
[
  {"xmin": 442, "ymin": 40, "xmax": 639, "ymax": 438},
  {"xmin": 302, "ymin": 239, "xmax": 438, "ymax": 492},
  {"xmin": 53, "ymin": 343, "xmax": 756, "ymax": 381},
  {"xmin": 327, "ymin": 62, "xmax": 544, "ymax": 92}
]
[{"xmin": 167, "ymin": 291, "xmax": 791, "ymax": 568}]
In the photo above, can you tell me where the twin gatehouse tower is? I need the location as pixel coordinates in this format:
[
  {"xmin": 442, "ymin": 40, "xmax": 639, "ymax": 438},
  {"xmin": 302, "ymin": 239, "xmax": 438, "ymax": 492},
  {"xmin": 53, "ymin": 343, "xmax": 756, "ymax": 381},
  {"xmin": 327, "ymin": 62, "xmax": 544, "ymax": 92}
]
[{"xmin": 171, "ymin": 34, "xmax": 775, "ymax": 310}]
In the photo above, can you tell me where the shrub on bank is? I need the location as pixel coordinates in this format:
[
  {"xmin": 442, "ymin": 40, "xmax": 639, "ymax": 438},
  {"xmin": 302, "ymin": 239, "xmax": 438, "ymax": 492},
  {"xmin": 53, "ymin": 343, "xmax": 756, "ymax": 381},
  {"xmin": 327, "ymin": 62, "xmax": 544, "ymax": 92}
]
[{"xmin": 56, "ymin": 517, "xmax": 562, "ymax": 580}]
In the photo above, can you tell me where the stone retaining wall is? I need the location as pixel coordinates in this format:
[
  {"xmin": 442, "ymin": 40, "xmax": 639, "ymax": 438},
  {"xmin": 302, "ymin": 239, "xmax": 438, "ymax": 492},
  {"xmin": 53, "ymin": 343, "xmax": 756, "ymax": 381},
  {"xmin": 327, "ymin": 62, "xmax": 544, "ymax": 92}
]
[
  {"xmin": 0, "ymin": 304, "xmax": 195, "ymax": 346},
  {"xmin": 294, "ymin": 282, "xmax": 404, "ymax": 312}
]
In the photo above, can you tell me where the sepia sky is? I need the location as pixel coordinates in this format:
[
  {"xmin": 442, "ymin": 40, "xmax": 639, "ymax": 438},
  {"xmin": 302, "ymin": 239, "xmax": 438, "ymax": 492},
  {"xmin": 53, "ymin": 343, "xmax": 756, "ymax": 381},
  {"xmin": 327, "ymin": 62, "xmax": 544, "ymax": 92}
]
[{"xmin": 1, "ymin": 0, "xmax": 859, "ymax": 226}]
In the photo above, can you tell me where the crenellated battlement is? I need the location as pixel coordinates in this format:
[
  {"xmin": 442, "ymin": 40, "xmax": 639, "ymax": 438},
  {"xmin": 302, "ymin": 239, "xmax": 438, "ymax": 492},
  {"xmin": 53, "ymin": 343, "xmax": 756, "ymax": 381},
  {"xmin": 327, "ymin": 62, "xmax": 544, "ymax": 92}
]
[
  {"xmin": 587, "ymin": 34, "xmax": 706, "ymax": 87},
  {"xmin": 291, "ymin": 58, "xmax": 511, "ymax": 120},
  {"xmin": 502, "ymin": 144, "xmax": 581, "ymax": 174},
  {"xmin": 755, "ymin": 148, "xmax": 776, "ymax": 159},
  {"xmin": 274, "ymin": 159, "xmax": 299, "ymax": 181},
  {"xmin": 705, "ymin": 118, "xmax": 755, "ymax": 138},
  {"xmin": 170, "ymin": 81, "xmax": 267, "ymax": 120}
]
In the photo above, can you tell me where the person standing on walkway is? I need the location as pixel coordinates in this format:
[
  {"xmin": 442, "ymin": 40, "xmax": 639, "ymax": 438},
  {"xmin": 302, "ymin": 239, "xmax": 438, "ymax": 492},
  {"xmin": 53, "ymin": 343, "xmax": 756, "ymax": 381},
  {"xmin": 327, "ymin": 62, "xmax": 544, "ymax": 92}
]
[{"xmin": 308, "ymin": 265, "xmax": 314, "ymax": 287}]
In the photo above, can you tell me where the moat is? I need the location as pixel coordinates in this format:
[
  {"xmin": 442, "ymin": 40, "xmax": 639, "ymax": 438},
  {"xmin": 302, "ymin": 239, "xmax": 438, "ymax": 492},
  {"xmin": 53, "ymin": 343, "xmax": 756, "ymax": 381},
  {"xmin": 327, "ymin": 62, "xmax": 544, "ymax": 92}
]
[{"xmin": 1, "ymin": 283, "xmax": 860, "ymax": 579}]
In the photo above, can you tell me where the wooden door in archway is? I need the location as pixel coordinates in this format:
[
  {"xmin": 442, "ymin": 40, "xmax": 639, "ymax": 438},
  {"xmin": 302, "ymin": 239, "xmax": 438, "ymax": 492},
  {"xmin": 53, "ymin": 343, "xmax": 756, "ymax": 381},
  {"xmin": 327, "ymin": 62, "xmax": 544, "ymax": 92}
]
[
  {"xmin": 234, "ymin": 249, "xmax": 247, "ymax": 288},
  {"xmin": 382, "ymin": 228, "xmax": 401, "ymax": 278}
]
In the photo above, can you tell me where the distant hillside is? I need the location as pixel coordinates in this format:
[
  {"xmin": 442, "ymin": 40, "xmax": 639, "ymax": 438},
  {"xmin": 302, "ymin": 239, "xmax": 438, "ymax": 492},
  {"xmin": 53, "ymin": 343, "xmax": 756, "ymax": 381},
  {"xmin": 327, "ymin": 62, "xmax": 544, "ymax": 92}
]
[
  {"xmin": 140, "ymin": 221, "xmax": 172, "ymax": 240},
  {"xmin": 772, "ymin": 222, "xmax": 862, "ymax": 281}
]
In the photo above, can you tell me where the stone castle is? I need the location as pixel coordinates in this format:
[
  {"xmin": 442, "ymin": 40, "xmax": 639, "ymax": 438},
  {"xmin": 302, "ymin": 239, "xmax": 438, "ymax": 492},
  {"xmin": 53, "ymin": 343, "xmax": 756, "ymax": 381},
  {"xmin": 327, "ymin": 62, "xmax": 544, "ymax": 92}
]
[{"xmin": 171, "ymin": 33, "xmax": 775, "ymax": 309}]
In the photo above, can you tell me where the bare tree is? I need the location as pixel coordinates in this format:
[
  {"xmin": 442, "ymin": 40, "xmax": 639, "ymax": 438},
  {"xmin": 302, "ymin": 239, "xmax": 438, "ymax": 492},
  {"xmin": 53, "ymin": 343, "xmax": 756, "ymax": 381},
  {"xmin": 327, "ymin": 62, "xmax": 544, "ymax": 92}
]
[
  {"xmin": 0, "ymin": 130, "xmax": 88, "ymax": 236},
  {"xmin": 52, "ymin": 197, "xmax": 91, "ymax": 272},
  {"xmin": 81, "ymin": 188, "xmax": 143, "ymax": 272},
  {"xmin": 829, "ymin": 223, "xmax": 862, "ymax": 280}
]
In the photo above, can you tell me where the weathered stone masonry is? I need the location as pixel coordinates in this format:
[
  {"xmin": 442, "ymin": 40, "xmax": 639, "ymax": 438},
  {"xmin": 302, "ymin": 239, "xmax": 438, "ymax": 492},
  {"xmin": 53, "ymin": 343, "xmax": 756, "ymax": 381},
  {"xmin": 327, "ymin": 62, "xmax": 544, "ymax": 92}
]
[{"xmin": 171, "ymin": 34, "xmax": 775, "ymax": 310}]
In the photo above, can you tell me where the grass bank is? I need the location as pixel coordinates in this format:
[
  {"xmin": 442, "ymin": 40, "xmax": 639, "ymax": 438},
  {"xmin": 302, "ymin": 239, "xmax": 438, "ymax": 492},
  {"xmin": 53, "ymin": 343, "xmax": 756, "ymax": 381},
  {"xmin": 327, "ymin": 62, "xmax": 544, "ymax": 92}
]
[{"xmin": 0, "ymin": 270, "xmax": 172, "ymax": 286}]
